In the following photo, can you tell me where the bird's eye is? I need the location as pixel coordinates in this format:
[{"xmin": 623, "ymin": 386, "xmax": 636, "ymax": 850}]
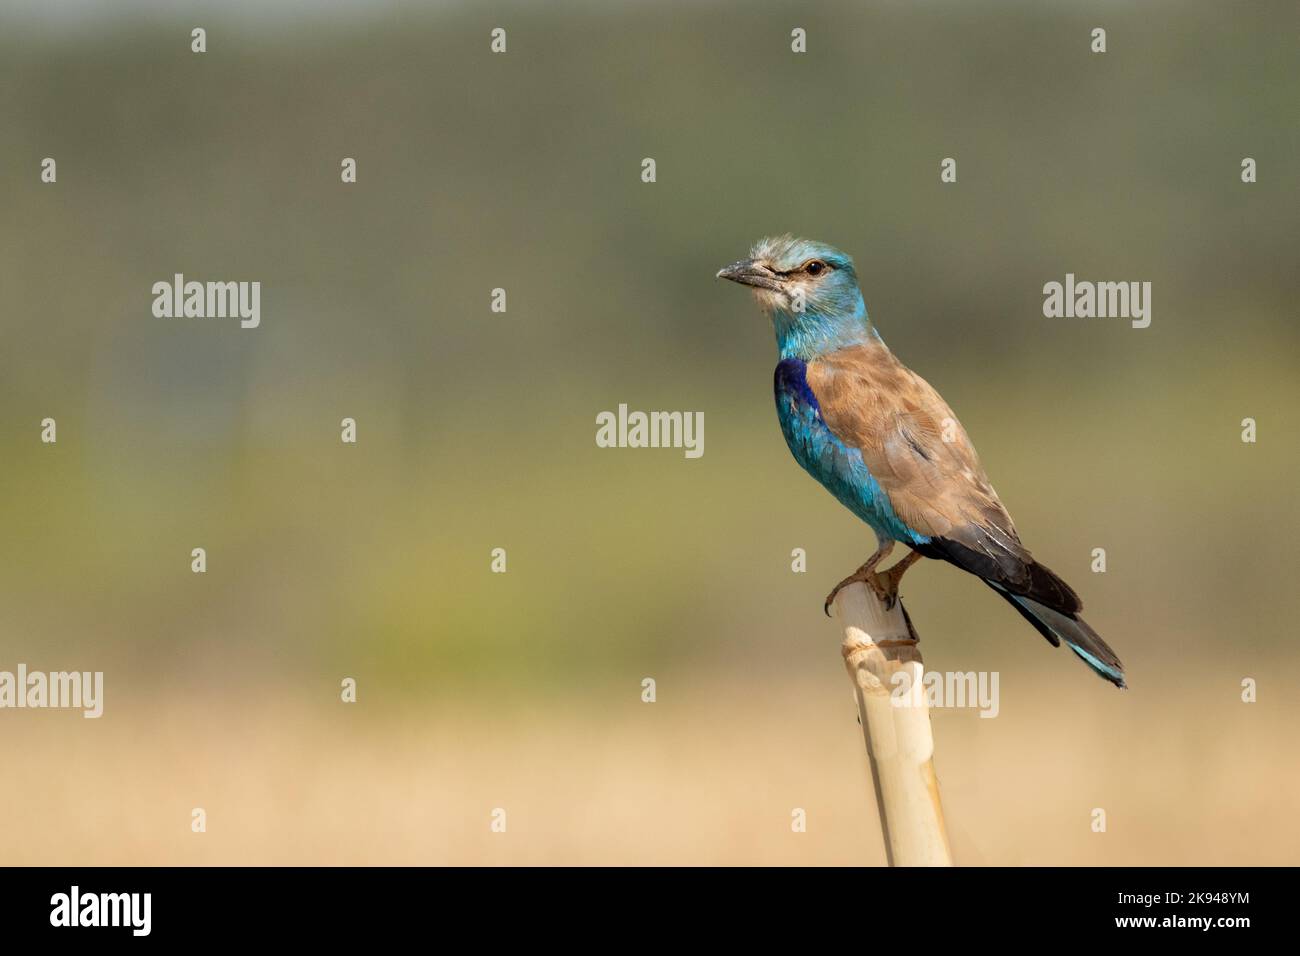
[{"xmin": 805, "ymin": 260, "xmax": 826, "ymax": 276}]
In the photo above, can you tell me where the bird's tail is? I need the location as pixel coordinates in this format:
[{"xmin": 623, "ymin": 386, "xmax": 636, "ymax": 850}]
[{"xmin": 985, "ymin": 581, "xmax": 1127, "ymax": 688}]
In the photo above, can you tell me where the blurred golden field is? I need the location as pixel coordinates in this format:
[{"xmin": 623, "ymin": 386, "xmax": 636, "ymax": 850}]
[
  {"xmin": 4, "ymin": 672, "xmax": 1297, "ymax": 866},
  {"xmin": 1, "ymin": 0, "xmax": 1297, "ymax": 865}
]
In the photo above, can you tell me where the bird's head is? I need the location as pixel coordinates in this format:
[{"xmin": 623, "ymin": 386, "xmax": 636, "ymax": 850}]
[{"xmin": 717, "ymin": 235, "xmax": 871, "ymax": 359}]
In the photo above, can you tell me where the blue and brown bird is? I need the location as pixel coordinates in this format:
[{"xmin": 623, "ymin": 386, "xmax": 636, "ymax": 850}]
[{"xmin": 718, "ymin": 235, "xmax": 1125, "ymax": 687}]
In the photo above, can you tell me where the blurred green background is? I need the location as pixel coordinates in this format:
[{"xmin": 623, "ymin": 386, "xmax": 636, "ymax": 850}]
[{"xmin": 1, "ymin": 0, "xmax": 1297, "ymax": 865}]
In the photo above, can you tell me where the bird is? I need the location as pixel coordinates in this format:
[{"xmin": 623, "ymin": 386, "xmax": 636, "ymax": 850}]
[{"xmin": 717, "ymin": 235, "xmax": 1125, "ymax": 688}]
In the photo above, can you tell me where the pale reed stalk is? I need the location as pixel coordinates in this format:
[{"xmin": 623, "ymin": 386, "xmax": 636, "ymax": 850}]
[{"xmin": 833, "ymin": 581, "xmax": 953, "ymax": 866}]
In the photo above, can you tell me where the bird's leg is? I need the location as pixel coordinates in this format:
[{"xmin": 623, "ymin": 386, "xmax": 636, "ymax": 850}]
[
  {"xmin": 869, "ymin": 549, "xmax": 923, "ymax": 611},
  {"xmin": 823, "ymin": 541, "xmax": 894, "ymax": 616}
]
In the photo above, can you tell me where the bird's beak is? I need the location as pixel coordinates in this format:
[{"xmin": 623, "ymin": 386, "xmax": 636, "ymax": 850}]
[{"xmin": 716, "ymin": 258, "xmax": 782, "ymax": 292}]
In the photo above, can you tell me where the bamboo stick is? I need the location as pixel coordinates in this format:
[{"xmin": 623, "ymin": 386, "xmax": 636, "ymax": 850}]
[{"xmin": 833, "ymin": 581, "xmax": 953, "ymax": 866}]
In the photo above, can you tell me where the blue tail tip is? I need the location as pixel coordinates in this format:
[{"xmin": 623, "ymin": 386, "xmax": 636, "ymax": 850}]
[{"xmin": 1068, "ymin": 645, "xmax": 1127, "ymax": 689}]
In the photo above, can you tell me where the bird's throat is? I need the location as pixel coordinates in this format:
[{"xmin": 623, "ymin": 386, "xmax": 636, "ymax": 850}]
[{"xmin": 772, "ymin": 303, "xmax": 874, "ymax": 361}]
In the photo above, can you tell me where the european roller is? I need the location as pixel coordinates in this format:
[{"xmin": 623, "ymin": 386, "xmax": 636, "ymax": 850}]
[{"xmin": 718, "ymin": 235, "xmax": 1125, "ymax": 687}]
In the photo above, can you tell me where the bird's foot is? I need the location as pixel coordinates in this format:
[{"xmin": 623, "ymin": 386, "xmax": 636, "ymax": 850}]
[
  {"xmin": 824, "ymin": 565, "xmax": 907, "ymax": 616},
  {"xmin": 822, "ymin": 543, "xmax": 896, "ymax": 617},
  {"xmin": 823, "ymin": 568, "xmax": 888, "ymax": 616},
  {"xmin": 871, "ymin": 551, "xmax": 924, "ymax": 611},
  {"xmin": 867, "ymin": 568, "xmax": 901, "ymax": 611}
]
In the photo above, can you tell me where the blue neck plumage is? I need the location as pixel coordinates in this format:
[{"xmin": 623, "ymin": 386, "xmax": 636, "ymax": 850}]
[{"xmin": 772, "ymin": 290, "xmax": 876, "ymax": 360}]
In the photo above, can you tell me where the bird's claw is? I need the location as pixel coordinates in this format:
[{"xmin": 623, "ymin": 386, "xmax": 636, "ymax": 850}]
[{"xmin": 823, "ymin": 579, "xmax": 853, "ymax": 617}]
